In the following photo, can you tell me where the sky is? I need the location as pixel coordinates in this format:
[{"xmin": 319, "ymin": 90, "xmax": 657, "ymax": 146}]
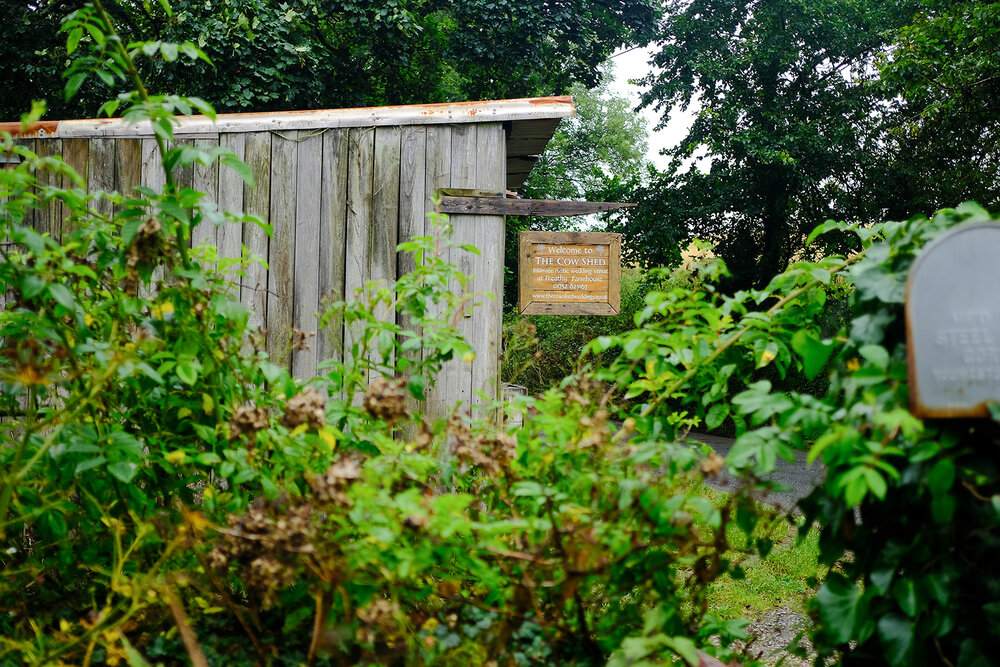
[{"xmin": 603, "ymin": 45, "xmax": 698, "ymax": 171}]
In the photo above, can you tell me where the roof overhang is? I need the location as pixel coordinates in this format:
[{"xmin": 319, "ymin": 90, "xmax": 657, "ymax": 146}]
[{"xmin": 1, "ymin": 96, "xmax": 575, "ymax": 189}]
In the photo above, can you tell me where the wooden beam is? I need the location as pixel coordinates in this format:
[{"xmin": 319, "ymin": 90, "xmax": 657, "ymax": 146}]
[{"xmin": 437, "ymin": 195, "xmax": 635, "ymax": 217}]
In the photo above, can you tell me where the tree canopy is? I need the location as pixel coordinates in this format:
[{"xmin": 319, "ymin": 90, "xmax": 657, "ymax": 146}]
[
  {"xmin": 616, "ymin": 0, "xmax": 1000, "ymax": 290},
  {"xmin": 0, "ymin": 0, "xmax": 659, "ymax": 120}
]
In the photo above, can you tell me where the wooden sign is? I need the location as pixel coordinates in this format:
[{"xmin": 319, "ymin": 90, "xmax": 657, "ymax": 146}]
[
  {"xmin": 907, "ymin": 222, "xmax": 1000, "ymax": 418},
  {"xmin": 518, "ymin": 231, "xmax": 621, "ymax": 315}
]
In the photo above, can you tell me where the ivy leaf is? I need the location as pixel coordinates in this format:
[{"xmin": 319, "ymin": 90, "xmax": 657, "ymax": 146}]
[
  {"xmin": 877, "ymin": 614, "xmax": 914, "ymax": 666},
  {"xmin": 816, "ymin": 573, "xmax": 863, "ymax": 644}
]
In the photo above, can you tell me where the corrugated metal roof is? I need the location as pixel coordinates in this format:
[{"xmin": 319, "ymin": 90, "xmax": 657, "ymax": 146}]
[{"xmin": 1, "ymin": 96, "xmax": 573, "ymax": 190}]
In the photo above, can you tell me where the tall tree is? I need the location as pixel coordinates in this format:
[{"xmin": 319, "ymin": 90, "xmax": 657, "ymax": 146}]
[
  {"xmin": 877, "ymin": 0, "xmax": 1000, "ymax": 216},
  {"xmin": 0, "ymin": 0, "xmax": 659, "ymax": 120},
  {"xmin": 617, "ymin": 0, "xmax": 922, "ymax": 290}
]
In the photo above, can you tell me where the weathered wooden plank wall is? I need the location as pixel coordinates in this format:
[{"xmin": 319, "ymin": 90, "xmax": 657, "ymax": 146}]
[{"xmin": 15, "ymin": 123, "xmax": 507, "ymax": 421}]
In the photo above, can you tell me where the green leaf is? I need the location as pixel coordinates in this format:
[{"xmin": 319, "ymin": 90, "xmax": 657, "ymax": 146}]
[
  {"xmin": 662, "ymin": 636, "xmax": 699, "ymax": 666},
  {"xmin": 21, "ymin": 275, "xmax": 47, "ymax": 300},
  {"xmin": 408, "ymin": 375, "xmax": 426, "ymax": 401},
  {"xmin": 877, "ymin": 614, "xmax": 914, "ymax": 666},
  {"xmin": 220, "ymin": 153, "xmax": 253, "ymax": 185},
  {"xmin": 121, "ymin": 635, "xmax": 152, "ymax": 667},
  {"xmin": 196, "ymin": 453, "xmax": 221, "ymax": 465},
  {"xmin": 75, "ymin": 456, "xmax": 107, "ymax": 475},
  {"xmin": 67, "ymin": 27, "xmax": 83, "ymax": 55},
  {"xmin": 65, "ymin": 72, "xmax": 87, "ymax": 101},
  {"xmin": 107, "ymin": 461, "xmax": 139, "ymax": 484},
  {"xmin": 932, "ymin": 493, "xmax": 956, "ymax": 524},
  {"xmin": 810, "ymin": 267, "xmax": 832, "ymax": 284},
  {"xmin": 160, "ymin": 42, "xmax": 179, "ymax": 62},
  {"xmin": 928, "ymin": 458, "xmax": 955, "ymax": 496},
  {"xmin": 706, "ymin": 403, "xmax": 729, "ymax": 430},
  {"xmin": 859, "ymin": 344, "xmax": 889, "ymax": 370},
  {"xmin": 791, "ymin": 329, "xmax": 834, "ymax": 380},
  {"xmin": 816, "ymin": 572, "xmax": 863, "ymax": 644},
  {"xmin": 176, "ymin": 362, "xmax": 198, "ymax": 385},
  {"xmin": 893, "ymin": 578, "xmax": 921, "ymax": 618},
  {"xmin": 864, "ymin": 467, "xmax": 887, "ymax": 500},
  {"xmin": 193, "ymin": 423, "xmax": 216, "ymax": 444}
]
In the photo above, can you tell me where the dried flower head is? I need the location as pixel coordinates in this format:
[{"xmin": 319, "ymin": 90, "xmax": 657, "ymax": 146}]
[
  {"xmin": 210, "ymin": 496, "xmax": 316, "ymax": 609},
  {"xmin": 362, "ymin": 376, "xmax": 409, "ymax": 425},
  {"xmin": 229, "ymin": 404, "xmax": 270, "ymax": 445},
  {"xmin": 282, "ymin": 387, "xmax": 326, "ymax": 430},
  {"xmin": 290, "ymin": 328, "xmax": 315, "ymax": 352},
  {"xmin": 309, "ymin": 458, "xmax": 362, "ymax": 507}
]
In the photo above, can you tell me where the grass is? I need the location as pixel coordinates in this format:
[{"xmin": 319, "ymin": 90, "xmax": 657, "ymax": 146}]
[
  {"xmin": 706, "ymin": 516, "xmax": 825, "ymax": 619},
  {"xmin": 682, "ymin": 483, "xmax": 826, "ymax": 620}
]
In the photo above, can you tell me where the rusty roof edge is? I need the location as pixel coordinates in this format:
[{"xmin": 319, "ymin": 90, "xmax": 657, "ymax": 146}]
[{"xmin": 1, "ymin": 96, "xmax": 575, "ymax": 139}]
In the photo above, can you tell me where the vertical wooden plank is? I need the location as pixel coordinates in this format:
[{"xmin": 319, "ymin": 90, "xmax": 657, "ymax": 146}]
[
  {"xmin": 191, "ymin": 137, "xmax": 220, "ymax": 252},
  {"xmin": 174, "ymin": 139, "xmax": 195, "ymax": 192},
  {"xmin": 397, "ymin": 126, "xmax": 428, "ymax": 433},
  {"xmin": 216, "ymin": 133, "xmax": 245, "ymax": 266},
  {"xmin": 88, "ymin": 138, "xmax": 116, "ymax": 218},
  {"xmin": 267, "ymin": 133, "xmax": 297, "ymax": 369},
  {"xmin": 398, "ymin": 127, "xmax": 427, "ymax": 278},
  {"xmin": 291, "ymin": 131, "xmax": 323, "ymax": 379},
  {"xmin": 344, "ymin": 127, "xmax": 375, "ymax": 386},
  {"xmin": 140, "ymin": 138, "xmax": 166, "ymax": 298},
  {"xmin": 35, "ymin": 139, "xmax": 62, "ymax": 238},
  {"xmin": 317, "ymin": 129, "xmax": 349, "ymax": 371},
  {"xmin": 470, "ymin": 124, "xmax": 506, "ymax": 412},
  {"xmin": 15, "ymin": 139, "xmax": 37, "ymax": 232},
  {"xmin": 370, "ymin": 127, "xmax": 401, "ymax": 374},
  {"xmin": 242, "ymin": 132, "xmax": 271, "ymax": 336},
  {"xmin": 422, "ymin": 125, "xmax": 453, "ymax": 422},
  {"xmin": 446, "ymin": 124, "xmax": 478, "ymax": 410},
  {"xmin": 61, "ymin": 138, "xmax": 89, "ymax": 241},
  {"xmin": 115, "ymin": 138, "xmax": 142, "ymax": 219}
]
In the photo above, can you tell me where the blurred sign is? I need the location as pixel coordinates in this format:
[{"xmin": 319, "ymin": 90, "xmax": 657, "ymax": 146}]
[{"xmin": 907, "ymin": 222, "xmax": 1000, "ymax": 417}]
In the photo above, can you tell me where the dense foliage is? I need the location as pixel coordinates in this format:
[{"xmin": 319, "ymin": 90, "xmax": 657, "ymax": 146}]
[
  {"xmin": 616, "ymin": 0, "xmax": 1000, "ymax": 291},
  {"xmin": 4, "ymin": 3, "xmax": 1000, "ymax": 666},
  {"xmin": 0, "ymin": 9, "xmax": 766, "ymax": 664},
  {"xmin": 1, "ymin": 0, "xmax": 658, "ymax": 120}
]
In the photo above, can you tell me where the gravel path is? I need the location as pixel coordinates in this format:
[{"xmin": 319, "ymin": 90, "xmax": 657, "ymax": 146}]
[{"xmin": 687, "ymin": 432, "xmax": 826, "ymax": 512}]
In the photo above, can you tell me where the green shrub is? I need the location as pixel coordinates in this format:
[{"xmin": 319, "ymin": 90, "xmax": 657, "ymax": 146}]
[{"xmin": 0, "ymin": 7, "xmax": 768, "ymax": 666}]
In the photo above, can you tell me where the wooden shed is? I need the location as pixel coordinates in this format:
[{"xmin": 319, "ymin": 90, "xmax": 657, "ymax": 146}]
[{"xmin": 6, "ymin": 96, "xmax": 575, "ymax": 418}]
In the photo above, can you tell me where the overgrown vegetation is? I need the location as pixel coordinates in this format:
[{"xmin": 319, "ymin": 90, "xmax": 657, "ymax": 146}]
[{"xmin": 3, "ymin": 3, "xmax": 1000, "ymax": 667}]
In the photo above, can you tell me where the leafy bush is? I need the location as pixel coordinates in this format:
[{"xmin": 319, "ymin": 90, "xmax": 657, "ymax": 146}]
[
  {"xmin": 0, "ymin": 6, "xmax": 769, "ymax": 665},
  {"xmin": 587, "ymin": 205, "xmax": 1000, "ymax": 665},
  {"xmin": 5, "ymin": 4, "xmax": 998, "ymax": 666},
  {"xmin": 501, "ymin": 268, "xmax": 652, "ymax": 395}
]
